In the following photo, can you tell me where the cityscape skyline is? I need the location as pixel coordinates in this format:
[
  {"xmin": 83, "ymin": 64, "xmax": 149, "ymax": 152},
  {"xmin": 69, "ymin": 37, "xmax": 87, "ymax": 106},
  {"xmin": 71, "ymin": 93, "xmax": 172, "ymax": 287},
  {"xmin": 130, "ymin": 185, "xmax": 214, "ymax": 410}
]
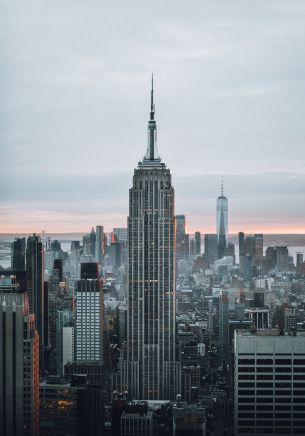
[{"xmin": 1, "ymin": 0, "xmax": 305, "ymax": 234}]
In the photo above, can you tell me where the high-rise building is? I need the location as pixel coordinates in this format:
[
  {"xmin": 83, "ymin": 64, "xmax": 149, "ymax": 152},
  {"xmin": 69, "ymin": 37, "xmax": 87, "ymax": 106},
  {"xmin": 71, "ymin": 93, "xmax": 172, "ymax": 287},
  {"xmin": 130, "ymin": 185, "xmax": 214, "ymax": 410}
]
[
  {"xmin": 239, "ymin": 233, "xmax": 264, "ymax": 277},
  {"xmin": 276, "ymin": 246, "xmax": 289, "ymax": 272},
  {"xmin": 0, "ymin": 280, "xmax": 39, "ymax": 436},
  {"xmin": 195, "ymin": 231, "xmax": 201, "ymax": 255},
  {"xmin": 11, "ymin": 237, "xmax": 26, "ymax": 270},
  {"xmin": 26, "ymin": 234, "xmax": 45, "ymax": 369},
  {"xmin": 296, "ymin": 252, "xmax": 304, "ymax": 273},
  {"xmin": 113, "ymin": 227, "xmax": 128, "ymax": 243},
  {"xmin": 204, "ymin": 234, "xmax": 218, "ymax": 265},
  {"xmin": 56, "ymin": 309, "xmax": 74, "ymax": 376},
  {"xmin": 95, "ymin": 225, "xmax": 104, "ymax": 264},
  {"xmin": 75, "ymin": 273, "xmax": 104, "ymax": 363},
  {"xmin": 234, "ymin": 329, "xmax": 305, "ymax": 435},
  {"xmin": 216, "ymin": 180, "xmax": 228, "ymax": 259},
  {"xmin": 81, "ymin": 262, "xmax": 99, "ymax": 279},
  {"xmin": 83, "ymin": 229, "xmax": 96, "ymax": 259},
  {"xmin": 176, "ymin": 214, "xmax": 187, "ymax": 259},
  {"xmin": 121, "ymin": 78, "xmax": 180, "ymax": 400},
  {"xmin": 219, "ymin": 290, "xmax": 229, "ymax": 364}
]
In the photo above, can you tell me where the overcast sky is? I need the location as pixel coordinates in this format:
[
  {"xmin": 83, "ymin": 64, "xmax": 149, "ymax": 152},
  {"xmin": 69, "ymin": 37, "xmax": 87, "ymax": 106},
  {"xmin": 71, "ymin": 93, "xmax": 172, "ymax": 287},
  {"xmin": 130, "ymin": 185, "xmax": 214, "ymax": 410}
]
[{"xmin": 1, "ymin": 0, "xmax": 305, "ymax": 233}]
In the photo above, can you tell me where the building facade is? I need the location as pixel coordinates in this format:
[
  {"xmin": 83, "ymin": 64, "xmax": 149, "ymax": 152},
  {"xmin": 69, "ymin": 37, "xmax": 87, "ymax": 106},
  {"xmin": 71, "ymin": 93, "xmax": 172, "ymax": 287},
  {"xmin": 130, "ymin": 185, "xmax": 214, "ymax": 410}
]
[
  {"xmin": 75, "ymin": 277, "xmax": 104, "ymax": 363},
  {"xmin": 26, "ymin": 234, "xmax": 45, "ymax": 369},
  {"xmin": 234, "ymin": 329, "xmax": 305, "ymax": 435},
  {"xmin": 0, "ymin": 284, "xmax": 39, "ymax": 436}
]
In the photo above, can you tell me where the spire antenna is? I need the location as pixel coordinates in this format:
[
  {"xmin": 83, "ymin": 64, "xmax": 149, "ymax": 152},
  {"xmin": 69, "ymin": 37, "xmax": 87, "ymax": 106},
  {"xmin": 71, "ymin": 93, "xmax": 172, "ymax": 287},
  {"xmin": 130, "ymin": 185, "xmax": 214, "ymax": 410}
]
[
  {"xmin": 150, "ymin": 73, "xmax": 154, "ymax": 120},
  {"xmin": 221, "ymin": 177, "xmax": 224, "ymax": 197},
  {"xmin": 143, "ymin": 73, "xmax": 160, "ymax": 164}
]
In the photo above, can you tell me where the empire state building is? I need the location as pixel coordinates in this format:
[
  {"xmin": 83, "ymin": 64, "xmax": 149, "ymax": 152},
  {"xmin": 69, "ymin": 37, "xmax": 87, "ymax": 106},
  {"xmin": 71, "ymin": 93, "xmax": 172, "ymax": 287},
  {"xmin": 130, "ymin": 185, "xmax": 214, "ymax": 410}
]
[{"xmin": 121, "ymin": 78, "xmax": 180, "ymax": 400}]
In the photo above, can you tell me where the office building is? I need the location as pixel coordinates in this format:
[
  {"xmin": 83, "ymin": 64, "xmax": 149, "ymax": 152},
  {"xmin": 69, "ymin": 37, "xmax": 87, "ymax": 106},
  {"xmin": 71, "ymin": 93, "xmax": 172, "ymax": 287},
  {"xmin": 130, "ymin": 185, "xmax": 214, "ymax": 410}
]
[
  {"xmin": 239, "ymin": 233, "xmax": 264, "ymax": 277},
  {"xmin": 216, "ymin": 180, "xmax": 228, "ymax": 259},
  {"xmin": 176, "ymin": 214, "xmax": 187, "ymax": 259},
  {"xmin": 276, "ymin": 246, "xmax": 289, "ymax": 272},
  {"xmin": 121, "ymin": 78, "xmax": 180, "ymax": 400},
  {"xmin": 219, "ymin": 290, "xmax": 229, "ymax": 364},
  {"xmin": 0, "ymin": 282, "xmax": 39, "ymax": 436},
  {"xmin": 245, "ymin": 308, "xmax": 269, "ymax": 329},
  {"xmin": 75, "ymin": 275, "xmax": 104, "ymax": 363},
  {"xmin": 113, "ymin": 227, "xmax": 128, "ymax": 243},
  {"xmin": 172, "ymin": 400, "xmax": 206, "ymax": 435},
  {"xmin": 26, "ymin": 234, "xmax": 45, "ymax": 369},
  {"xmin": 121, "ymin": 402, "xmax": 153, "ymax": 436},
  {"xmin": 195, "ymin": 231, "xmax": 201, "ymax": 255},
  {"xmin": 11, "ymin": 237, "xmax": 26, "ymax": 270},
  {"xmin": 95, "ymin": 225, "xmax": 104, "ymax": 264},
  {"xmin": 81, "ymin": 262, "xmax": 99, "ymax": 279},
  {"xmin": 204, "ymin": 234, "xmax": 218, "ymax": 265},
  {"xmin": 234, "ymin": 329, "xmax": 305, "ymax": 435},
  {"xmin": 56, "ymin": 309, "xmax": 74, "ymax": 376}
]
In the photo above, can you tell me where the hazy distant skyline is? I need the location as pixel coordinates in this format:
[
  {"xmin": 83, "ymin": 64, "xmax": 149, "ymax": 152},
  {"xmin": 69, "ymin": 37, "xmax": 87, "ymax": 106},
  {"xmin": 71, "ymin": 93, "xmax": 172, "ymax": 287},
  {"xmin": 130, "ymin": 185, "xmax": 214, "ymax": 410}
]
[{"xmin": 1, "ymin": 1, "xmax": 305, "ymax": 233}]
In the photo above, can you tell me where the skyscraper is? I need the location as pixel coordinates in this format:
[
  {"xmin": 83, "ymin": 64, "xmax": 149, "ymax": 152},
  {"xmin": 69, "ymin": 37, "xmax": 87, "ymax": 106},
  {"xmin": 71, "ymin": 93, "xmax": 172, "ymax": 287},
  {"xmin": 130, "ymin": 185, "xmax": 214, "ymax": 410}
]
[
  {"xmin": 216, "ymin": 180, "xmax": 228, "ymax": 259},
  {"xmin": 0, "ymin": 279, "xmax": 39, "ymax": 436},
  {"xmin": 95, "ymin": 225, "xmax": 104, "ymax": 264},
  {"xmin": 26, "ymin": 234, "xmax": 44, "ymax": 370},
  {"xmin": 121, "ymin": 77, "xmax": 180, "ymax": 400},
  {"xmin": 75, "ymin": 265, "xmax": 104, "ymax": 363},
  {"xmin": 204, "ymin": 234, "xmax": 218, "ymax": 265},
  {"xmin": 176, "ymin": 214, "xmax": 187, "ymax": 259},
  {"xmin": 11, "ymin": 237, "xmax": 26, "ymax": 270},
  {"xmin": 195, "ymin": 231, "xmax": 201, "ymax": 255}
]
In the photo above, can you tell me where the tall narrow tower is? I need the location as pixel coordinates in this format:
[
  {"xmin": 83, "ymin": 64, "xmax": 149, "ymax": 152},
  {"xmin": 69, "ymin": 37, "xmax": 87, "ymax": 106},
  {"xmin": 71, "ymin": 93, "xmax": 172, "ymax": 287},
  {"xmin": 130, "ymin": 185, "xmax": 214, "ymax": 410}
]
[
  {"xmin": 216, "ymin": 179, "xmax": 228, "ymax": 259},
  {"xmin": 122, "ymin": 77, "xmax": 180, "ymax": 400}
]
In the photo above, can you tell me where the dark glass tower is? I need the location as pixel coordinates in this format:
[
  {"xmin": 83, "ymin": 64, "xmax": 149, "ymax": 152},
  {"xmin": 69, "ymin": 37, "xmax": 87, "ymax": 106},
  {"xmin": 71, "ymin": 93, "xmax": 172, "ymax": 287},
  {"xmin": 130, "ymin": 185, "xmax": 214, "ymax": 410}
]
[
  {"xmin": 121, "ymin": 77, "xmax": 180, "ymax": 400},
  {"xmin": 11, "ymin": 237, "xmax": 26, "ymax": 271},
  {"xmin": 26, "ymin": 234, "xmax": 44, "ymax": 370}
]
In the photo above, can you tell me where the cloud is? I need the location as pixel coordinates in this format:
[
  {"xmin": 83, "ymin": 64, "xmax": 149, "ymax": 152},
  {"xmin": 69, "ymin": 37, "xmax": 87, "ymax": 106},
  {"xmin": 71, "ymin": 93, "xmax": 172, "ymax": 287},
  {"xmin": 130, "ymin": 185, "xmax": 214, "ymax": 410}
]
[{"xmin": 0, "ymin": 0, "xmax": 304, "ymax": 232}]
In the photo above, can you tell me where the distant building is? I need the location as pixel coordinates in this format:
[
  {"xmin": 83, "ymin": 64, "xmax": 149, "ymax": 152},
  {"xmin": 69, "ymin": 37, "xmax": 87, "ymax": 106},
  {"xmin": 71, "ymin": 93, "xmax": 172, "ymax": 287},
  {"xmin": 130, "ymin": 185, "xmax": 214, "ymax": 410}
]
[
  {"xmin": 239, "ymin": 233, "xmax": 264, "ymax": 277},
  {"xmin": 11, "ymin": 237, "xmax": 26, "ymax": 270},
  {"xmin": 81, "ymin": 262, "xmax": 99, "ymax": 279},
  {"xmin": 276, "ymin": 246, "xmax": 289, "ymax": 272},
  {"xmin": 245, "ymin": 308, "xmax": 269, "ymax": 329},
  {"xmin": 219, "ymin": 290, "xmax": 229, "ymax": 364},
  {"xmin": 75, "ymin": 276, "xmax": 104, "ymax": 363},
  {"xmin": 95, "ymin": 225, "xmax": 104, "ymax": 264},
  {"xmin": 176, "ymin": 215, "xmax": 187, "ymax": 259},
  {"xmin": 296, "ymin": 252, "xmax": 304, "ymax": 274},
  {"xmin": 195, "ymin": 231, "xmax": 201, "ymax": 255},
  {"xmin": 216, "ymin": 180, "xmax": 228, "ymax": 259},
  {"xmin": 56, "ymin": 309, "xmax": 74, "ymax": 376},
  {"xmin": 204, "ymin": 234, "xmax": 218, "ymax": 265},
  {"xmin": 113, "ymin": 227, "xmax": 128, "ymax": 243}
]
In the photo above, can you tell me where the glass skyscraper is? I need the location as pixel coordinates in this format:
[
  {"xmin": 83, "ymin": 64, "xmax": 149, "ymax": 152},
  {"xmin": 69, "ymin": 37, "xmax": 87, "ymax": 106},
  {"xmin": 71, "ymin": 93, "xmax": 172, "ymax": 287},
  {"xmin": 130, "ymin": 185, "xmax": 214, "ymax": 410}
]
[{"xmin": 216, "ymin": 180, "xmax": 228, "ymax": 259}]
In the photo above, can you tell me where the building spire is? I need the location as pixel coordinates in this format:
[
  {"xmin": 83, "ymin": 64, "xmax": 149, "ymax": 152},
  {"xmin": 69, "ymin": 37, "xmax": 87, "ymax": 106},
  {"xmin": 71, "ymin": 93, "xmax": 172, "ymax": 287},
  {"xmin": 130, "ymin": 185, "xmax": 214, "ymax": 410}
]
[
  {"xmin": 143, "ymin": 74, "xmax": 160, "ymax": 163},
  {"xmin": 221, "ymin": 177, "xmax": 224, "ymax": 197},
  {"xmin": 150, "ymin": 73, "xmax": 155, "ymax": 121}
]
